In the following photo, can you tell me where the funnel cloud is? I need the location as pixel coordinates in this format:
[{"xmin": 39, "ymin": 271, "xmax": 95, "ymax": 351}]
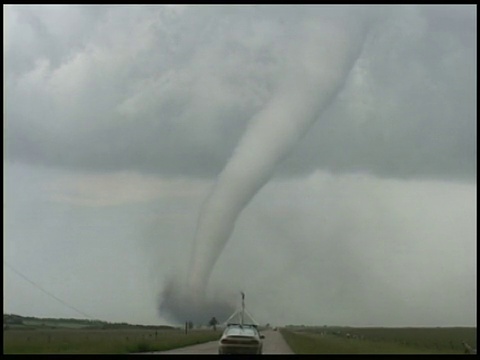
[{"xmin": 160, "ymin": 10, "xmax": 377, "ymax": 322}]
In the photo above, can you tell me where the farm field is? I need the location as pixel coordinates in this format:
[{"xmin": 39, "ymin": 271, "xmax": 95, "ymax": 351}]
[
  {"xmin": 3, "ymin": 314, "xmax": 221, "ymax": 354},
  {"xmin": 4, "ymin": 328, "xmax": 222, "ymax": 354},
  {"xmin": 280, "ymin": 326, "xmax": 477, "ymax": 354},
  {"xmin": 4, "ymin": 314, "xmax": 476, "ymax": 354}
]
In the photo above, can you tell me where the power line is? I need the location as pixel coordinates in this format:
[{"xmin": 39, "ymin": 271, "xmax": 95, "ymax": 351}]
[{"xmin": 5, "ymin": 261, "xmax": 95, "ymax": 320}]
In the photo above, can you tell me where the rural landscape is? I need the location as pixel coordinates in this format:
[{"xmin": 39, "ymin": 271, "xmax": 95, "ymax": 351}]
[
  {"xmin": 4, "ymin": 314, "xmax": 476, "ymax": 354},
  {"xmin": 5, "ymin": 4, "xmax": 476, "ymax": 357}
]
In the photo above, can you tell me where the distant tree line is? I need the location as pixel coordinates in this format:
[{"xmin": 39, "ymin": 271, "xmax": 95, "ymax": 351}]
[{"xmin": 3, "ymin": 314, "xmax": 174, "ymax": 330}]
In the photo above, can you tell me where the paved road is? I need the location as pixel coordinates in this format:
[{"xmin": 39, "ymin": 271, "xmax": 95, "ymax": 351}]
[
  {"xmin": 261, "ymin": 329, "xmax": 295, "ymax": 354},
  {"xmin": 141, "ymin": 329, "xmax": 294, "ymax": 355}
]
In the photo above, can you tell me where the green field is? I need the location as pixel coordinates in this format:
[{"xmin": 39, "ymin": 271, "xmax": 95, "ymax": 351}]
[
  {"xmin": 4, "ymin": 314, "xmax": 476, "ymax": 354},
  {"xmin": 280, "ymin": 326, "xmax": 477, "ymax": 354},
  {"xmin": 4, "ymin": 328, "xmax": 222, "ymax": 354},
  {"xmin": 3, "ymin": 314, "xmax": 221, "ymax": 354}
]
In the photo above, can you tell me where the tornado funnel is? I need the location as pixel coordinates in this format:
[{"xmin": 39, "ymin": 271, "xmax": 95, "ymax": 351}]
[{"xmin": 186, "ymin": 15, "xmax": 374, "ymax": 302}]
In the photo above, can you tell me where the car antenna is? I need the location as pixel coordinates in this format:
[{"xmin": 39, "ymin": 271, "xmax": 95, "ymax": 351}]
[{"xmin": 241, "ymin": 291, "xmax": 245, "ymax": 326}]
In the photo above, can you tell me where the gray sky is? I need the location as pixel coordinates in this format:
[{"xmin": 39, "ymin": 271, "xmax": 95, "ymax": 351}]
[{"xmin": 4, "ymin": 4, "xmax": 476, "ymax": 327}]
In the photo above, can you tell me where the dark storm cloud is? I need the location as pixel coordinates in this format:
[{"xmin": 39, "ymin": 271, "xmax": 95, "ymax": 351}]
[
  {"xmin": 4, "ymin": 5, "xmax": 476, "ymax": 181},
  {"xmin": 5, "ymin": 5, "xmax": 107, "ymax": 76}
]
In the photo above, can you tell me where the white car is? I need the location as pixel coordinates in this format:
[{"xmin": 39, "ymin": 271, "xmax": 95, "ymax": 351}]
[{"xmin": 218, "ymin": 324, "xmax": 264, "ymax": 354}]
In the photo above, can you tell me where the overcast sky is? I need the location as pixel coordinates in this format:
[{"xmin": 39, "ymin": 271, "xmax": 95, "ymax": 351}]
[{"xmin": 4, "ymin": 4, "xmax": 476, "ymax": 327}]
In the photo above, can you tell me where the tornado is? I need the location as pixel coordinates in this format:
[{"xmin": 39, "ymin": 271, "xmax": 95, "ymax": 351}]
[
  {"xmin": 187, "ymin": 15, "xmax": 375, "ymax": 298},
  {"xmin": 160, "ymin": 10, "xmax": 377, "ymax": 323}
]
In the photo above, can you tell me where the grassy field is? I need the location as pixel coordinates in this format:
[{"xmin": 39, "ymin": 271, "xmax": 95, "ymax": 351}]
[
  {"xmin": 4, "ymin": 328, "xmax": 222, "ymax": 354},
  {"xmin": 4, "ymin": 314, "xmax": 224, "ymax": 354},
  {"xmin": 5, "ymin": 314, "xmax": 476, "ymax": 354},
  {"xmin": 280, "ymin": 326, "xmax": 477, "ymax": 354}
]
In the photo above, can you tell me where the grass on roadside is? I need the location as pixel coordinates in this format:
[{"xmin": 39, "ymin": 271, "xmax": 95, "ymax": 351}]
[
  {"xmin": 4, "ymin": 328, "xmax": 222, "ymax": 354},
  {"xmin": 280, "ymin": 329, "xmax": 464, "ymax": 354}
]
